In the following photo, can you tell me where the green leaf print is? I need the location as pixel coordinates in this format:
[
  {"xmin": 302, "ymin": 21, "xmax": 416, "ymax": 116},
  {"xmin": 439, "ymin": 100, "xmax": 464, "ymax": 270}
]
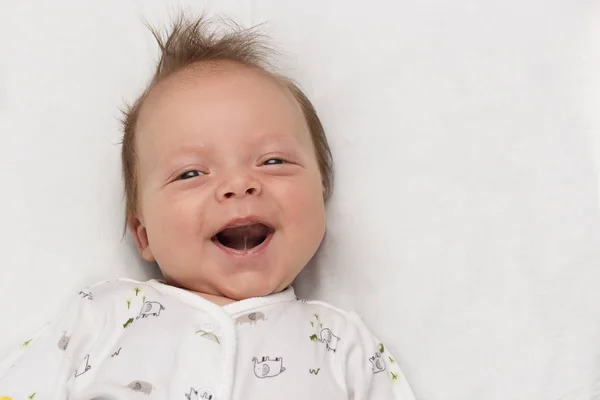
[
  {"xmin": 195, "ymin": 330, "xmax": 220, "ymax": 344},
  {"xmin": 388, "ymin": 356, "xmax": 395, "ymax": 364},
  {"xmin": 21, "ymin": 339, "xmax": 32, "ymax": 348},
  {"xmin": 28, "ymin": 393, "xmax": 36, "ymax": 400},
  {"xmin": 134, "ymin": 287, "xmax": 141, "ymax": 296},
  {"xmin": 390, "ymin": 372, "xmax": 400, "ymax": 382},
  {"xmin": 378, "ymin": 343, "xmax": 385, "ymax": 353},
  {"xmin": 123, "ymin": 318, "xmax": 134, "ymax": 328},
  {"xmin": 309, "ymin": 334, "xmax": 318, "ymax": 342},
  {"xmin": 126, "ymin": 299, "xmax": 131, "ymax": 309}
]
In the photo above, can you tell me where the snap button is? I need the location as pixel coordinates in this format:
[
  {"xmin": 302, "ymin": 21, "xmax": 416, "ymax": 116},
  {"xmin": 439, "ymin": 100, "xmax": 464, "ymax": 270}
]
[{"xmin": 200, "ymin": 322, "xmax": 217, "ymax": 332}]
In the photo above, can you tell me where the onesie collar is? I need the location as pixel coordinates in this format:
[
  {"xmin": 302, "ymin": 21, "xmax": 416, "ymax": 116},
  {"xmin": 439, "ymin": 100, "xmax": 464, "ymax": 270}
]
[
  {"xmin": 146, "ymin": 279, "xmax": 297, "ymax": 316},
  {"xmin": 223, "ymin": 286, "xmax": 297, "ymax": 315}
]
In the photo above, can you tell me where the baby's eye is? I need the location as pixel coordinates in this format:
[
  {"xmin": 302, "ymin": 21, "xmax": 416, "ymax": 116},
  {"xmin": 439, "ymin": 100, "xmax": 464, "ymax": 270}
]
[
  {"xmin": 263, "ymin": 158, "xmax": 285, "ymax": 166},
  {"xmin": 179, "ymin": 170, "xmax": 204, "ymax": 180}
]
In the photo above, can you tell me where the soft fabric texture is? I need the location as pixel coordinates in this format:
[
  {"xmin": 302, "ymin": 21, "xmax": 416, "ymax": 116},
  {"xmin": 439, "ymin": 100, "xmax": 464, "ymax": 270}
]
[{"xmin": 0, "ymin": 279, "xmax": 415, "ymax": 400}]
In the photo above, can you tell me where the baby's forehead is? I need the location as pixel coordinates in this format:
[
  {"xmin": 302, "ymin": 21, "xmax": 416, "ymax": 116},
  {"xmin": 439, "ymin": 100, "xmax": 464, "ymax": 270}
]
[
  {"xmin": 134, "ymin": 62, "xmax": 308, "ymax": 150},
  {"xmin": 145, "ymin": 62, "xmax": 299, "ymax": 116}
]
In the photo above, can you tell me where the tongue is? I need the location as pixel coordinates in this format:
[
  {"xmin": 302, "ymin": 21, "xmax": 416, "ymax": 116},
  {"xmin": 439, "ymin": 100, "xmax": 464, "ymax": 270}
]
[{"xmin": 217, "ymin": 224, "xmax": 269, "ymax": 250}]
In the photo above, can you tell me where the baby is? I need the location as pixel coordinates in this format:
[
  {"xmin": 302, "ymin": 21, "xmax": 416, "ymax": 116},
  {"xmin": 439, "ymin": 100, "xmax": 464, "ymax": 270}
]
[{"xmin": 0, "ymin": 14, "xmax": 416, "ymax": 400}]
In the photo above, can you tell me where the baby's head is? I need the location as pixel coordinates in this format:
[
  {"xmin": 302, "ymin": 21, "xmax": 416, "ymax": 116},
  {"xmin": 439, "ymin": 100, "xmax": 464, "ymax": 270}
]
[{"xmin": 121, "ymin": 15, "xmax": 333, "ymax": 303}]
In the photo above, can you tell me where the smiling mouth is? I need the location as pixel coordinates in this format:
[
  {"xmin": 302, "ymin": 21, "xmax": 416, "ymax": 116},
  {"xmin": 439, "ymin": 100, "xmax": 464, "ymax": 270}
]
[{"xmin": 212, "ymin": 223, "xmax": 274, "ymax": 251}]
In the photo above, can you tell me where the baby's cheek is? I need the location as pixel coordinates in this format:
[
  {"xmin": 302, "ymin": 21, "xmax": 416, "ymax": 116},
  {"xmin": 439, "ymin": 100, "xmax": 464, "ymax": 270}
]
[
  {"xmin": 286, "ymin": 182, "xmax": 326, "ymax": 233},
  {"xmin": 149, "ymin": 195, "xmax": 197, "ymax": 241},
  {"xmin": 149, "ymin": 196, "xmax": 205, "ymax": 267}
]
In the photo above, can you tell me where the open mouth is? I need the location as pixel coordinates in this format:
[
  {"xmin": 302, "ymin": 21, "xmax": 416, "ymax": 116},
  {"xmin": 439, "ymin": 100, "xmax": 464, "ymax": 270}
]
[{"xmin": 212, "ymin": 223, "xmax": 274, "ymax": 251}]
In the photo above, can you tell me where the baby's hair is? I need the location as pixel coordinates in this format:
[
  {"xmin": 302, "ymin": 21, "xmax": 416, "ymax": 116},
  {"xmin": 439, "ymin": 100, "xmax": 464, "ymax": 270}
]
[{"xmin": 120, "ymin": 12, "xmax": 334, "ymax": 233}]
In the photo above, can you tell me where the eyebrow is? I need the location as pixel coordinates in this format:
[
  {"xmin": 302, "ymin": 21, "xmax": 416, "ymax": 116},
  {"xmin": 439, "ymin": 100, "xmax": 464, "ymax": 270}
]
[
  {"xmin": 156, "ymin": 133, "xmax": 302, "ymax": 168},
  {"xmin": 159, "ymin": 146, "xmax": 208, "ymax": 167}
]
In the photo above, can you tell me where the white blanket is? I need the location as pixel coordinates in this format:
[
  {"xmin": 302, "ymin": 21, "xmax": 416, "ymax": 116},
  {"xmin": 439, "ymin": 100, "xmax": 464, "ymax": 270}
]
[{"xmin": 0, "ymin": 1, "xmax": 598, "ymax": 399}]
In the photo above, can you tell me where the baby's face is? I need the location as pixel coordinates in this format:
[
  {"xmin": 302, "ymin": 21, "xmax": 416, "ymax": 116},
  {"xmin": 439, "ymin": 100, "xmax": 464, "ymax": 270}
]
[{"xmin": 132, "ymin": 63, "xmax": 326, "ymax": 302}]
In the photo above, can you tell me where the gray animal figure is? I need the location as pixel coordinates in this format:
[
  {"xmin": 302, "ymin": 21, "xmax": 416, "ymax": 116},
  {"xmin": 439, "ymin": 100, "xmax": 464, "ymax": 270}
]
[
  {"xmin": 319, "ymin": 328, "xmax": 341, "ymax": 352},
  {"xmin": 57, "ymin": 331, "xmax": 70, "ymax": 351},
  {"xmin": 127, "ymin": 380, "xmax": 154, "ymax": 395},
  {"xmin": 369, "ymin": 352, "xmax": 386, "ymax": 373},
  {"xmin": 252, "ymin": 356, "xmax": 286, "ymax": 378},
  {"xmin": 185, "ymin": 388, "xmax": 213, "ymax": 400},
  {"xmin": 137, "ymin": 301, "xmax": 165, "ymax": 319},
  {"xmin": 236, "ymin": 311, "xmax": 267, "ymax": 325}
]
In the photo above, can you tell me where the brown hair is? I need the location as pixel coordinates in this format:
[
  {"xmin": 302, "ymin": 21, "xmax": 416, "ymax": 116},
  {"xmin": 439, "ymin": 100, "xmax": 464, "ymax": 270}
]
[{"xmin": 121, "ymin": 13, "xmax": 334, "ymax": 232}]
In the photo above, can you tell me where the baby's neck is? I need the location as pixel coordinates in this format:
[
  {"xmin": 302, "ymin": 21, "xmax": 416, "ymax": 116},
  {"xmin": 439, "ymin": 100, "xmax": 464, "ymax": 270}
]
[
  {"xmin": 159, "ymin": 277, "xmax": 238, "ymax": 306},
  {"xmin": 192, "ymin": 290, "xmax": 237, "ymax": 306}
]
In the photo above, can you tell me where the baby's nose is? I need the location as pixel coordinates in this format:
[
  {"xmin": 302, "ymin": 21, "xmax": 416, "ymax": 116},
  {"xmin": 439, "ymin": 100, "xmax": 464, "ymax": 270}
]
[
  {"xmin": 216, "ymin": 173, "xmax": 262, "ymax": 201},
  {"xmin": 222, "ymin": 186, "xmax": 257, "ymax": 199}
]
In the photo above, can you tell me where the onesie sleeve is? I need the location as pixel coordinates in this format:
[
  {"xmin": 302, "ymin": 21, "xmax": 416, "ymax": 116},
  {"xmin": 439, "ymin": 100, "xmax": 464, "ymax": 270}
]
[
  {"xmin": 341, "ymin": 312, "xmax": 417, "ymax": 400},
  {"xmin": 0, "ymin": 288, "xmax": 97, "ymax": 399}
]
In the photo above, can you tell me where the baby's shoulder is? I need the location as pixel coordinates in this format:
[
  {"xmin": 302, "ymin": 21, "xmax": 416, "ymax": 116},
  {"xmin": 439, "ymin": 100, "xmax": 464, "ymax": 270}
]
[
  {"xmin": 295, "ymin": 298, "xmax": 357, "ymax": 318},
  {"xmin": 289, "ymin": 297, "xmax": 371, "ymax": 336},
  {"xmin": 82, "ymin": 278, "xmax": 160, "ymax": 302}
]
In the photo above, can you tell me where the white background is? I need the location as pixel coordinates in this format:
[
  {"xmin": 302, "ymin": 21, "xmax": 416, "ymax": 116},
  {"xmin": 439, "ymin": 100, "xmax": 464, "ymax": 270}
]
[{"xmin": 1, "ymin": 1, "xmax": 599, "ymax": 399}]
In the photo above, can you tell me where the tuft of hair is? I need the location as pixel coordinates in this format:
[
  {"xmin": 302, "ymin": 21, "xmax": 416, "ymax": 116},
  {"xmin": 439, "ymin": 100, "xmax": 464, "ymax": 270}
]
[
  {"xmin": 146, "ymin": 13, "xmax": 277, "ymax": 81},
  {"xmin": 120, "ymin": 12, "xmax": 334, "ymax": 234}
]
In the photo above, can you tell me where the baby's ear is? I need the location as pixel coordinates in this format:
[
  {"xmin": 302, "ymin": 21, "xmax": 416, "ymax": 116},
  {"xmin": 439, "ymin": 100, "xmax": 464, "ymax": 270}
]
[{"xmin": 129, "ymin": 215, "xmax": 156, "ymax": 262}]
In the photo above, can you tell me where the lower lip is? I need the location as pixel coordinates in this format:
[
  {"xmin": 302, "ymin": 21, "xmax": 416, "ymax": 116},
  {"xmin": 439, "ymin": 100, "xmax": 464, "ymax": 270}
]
[{"xmin": 211, "ymin": 231, "xmax": 274, "ymax": 258}]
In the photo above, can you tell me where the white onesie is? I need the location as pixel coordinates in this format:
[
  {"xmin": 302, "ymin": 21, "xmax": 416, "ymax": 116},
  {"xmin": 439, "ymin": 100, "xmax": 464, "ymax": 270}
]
[{"xmin": 0, "ymin": 279, "xmax": 416, "ymax": 400}]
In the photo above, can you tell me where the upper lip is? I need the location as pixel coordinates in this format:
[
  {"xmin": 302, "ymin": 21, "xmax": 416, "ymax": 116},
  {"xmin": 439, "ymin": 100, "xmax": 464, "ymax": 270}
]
[{"xmin": 212, "ymin": 216, "xmax": 274, "ymax": 237}]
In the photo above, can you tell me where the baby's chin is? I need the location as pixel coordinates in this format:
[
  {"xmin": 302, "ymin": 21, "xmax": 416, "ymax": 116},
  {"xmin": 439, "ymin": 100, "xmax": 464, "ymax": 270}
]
[{"xmin": 215, "ymin": 275, "xmax": 293, "ymax": 302}]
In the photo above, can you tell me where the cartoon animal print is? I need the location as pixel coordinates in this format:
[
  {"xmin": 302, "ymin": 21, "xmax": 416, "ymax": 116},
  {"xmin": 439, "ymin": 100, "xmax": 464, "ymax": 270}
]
[
  {"xmin": 185, "ymin": 388, "xmax": 213, "ymax": 400},
  {"xmin": 57, "ymin": 331, "xmax": 70, "ymax": 351},
  {"xmin": 319, "ymin": 328, "xmax": 341, "ymax": 352},
  {"xmin": 79, "ymin": 290, "xmax": 93, "ymax": 300},
  {"xmin": 137, "ymin": 301, "xmax": 165, "ymax": 319},
  {"xmin": 369, "ymin": 352, "xmax": 386, "ymax": 373},
  {"xmin": 251, "ymin": 356, "xmax": 286, "ymax": 378},
  {"xmin": 127, "ymin": 380, "xmax": 154, "ymax": 395},
  {"xmin": 74, "ymin": 354, "xmax": 91, "ymax": 377},
  {"xmin": 235, "ymin": 311, "xmax": 267, "ymax": 325}
]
